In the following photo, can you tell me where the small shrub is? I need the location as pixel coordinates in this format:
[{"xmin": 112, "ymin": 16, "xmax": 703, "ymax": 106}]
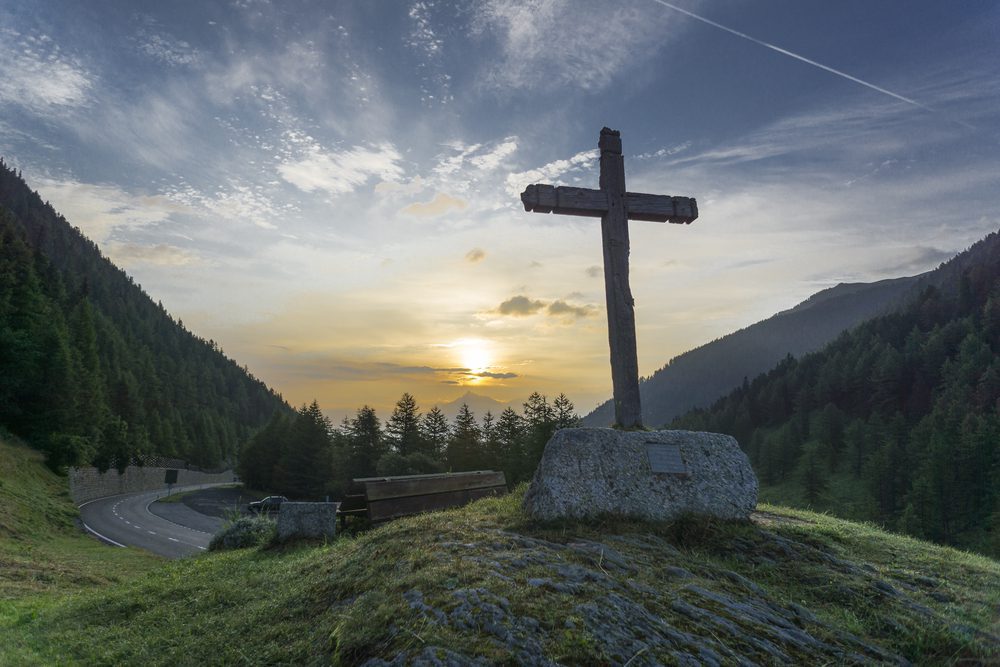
[{"xmin": 209, "ymin": 516, "xmax": 276, "ymax": 551}]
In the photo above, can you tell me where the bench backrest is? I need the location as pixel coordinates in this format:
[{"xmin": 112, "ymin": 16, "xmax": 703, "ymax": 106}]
[{"xmin": 346, "ymin": 470, "xmax": 507, "ymax": 522}]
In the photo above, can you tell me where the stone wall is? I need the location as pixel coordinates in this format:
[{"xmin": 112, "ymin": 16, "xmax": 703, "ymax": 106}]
[{"xmin": 69, "ymin": 465, "xmax": 235, "ymax": 504}]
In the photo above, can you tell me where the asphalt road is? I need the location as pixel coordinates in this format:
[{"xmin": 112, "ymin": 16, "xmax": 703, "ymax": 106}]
[{"xmin": 79, "ymin": 486, "xmax": 228, "ymax": 559}]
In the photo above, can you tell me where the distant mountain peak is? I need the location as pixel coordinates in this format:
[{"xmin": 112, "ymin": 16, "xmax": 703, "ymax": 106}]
[{"xmin": 435, "ymin": 390, "xmax": 511, "ymax": 420}]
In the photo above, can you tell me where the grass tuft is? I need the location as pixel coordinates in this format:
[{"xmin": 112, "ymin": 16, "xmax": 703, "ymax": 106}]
[{"xmin": 208, "ymin": 515, "xmax": 276, "ymax": 551}]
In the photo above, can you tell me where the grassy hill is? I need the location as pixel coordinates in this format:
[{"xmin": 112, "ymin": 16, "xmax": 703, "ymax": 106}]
[
  {"xmin": 2, "ymin": 466, "xmax": 998, "ymax": 665},
  {"xmin": 0, "ymin": 436, "xmax": 160, "ymax": 600}
]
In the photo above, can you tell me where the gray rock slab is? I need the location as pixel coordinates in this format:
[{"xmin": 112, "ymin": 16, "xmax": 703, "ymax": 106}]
[
  {"xmin": 523, "ymin": 428, "xmax": 757, "ymax": 522},
  {"xmin": 277, "ymin": 502, "xmax": 339, "ymax": 542}
]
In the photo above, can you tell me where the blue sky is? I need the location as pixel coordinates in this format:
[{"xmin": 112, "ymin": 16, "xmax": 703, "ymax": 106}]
[{"xmin": 2, "ymin": 0, "xmax": 998, "ymax": 420}]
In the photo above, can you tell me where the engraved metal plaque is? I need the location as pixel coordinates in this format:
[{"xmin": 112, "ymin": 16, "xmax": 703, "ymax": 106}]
[{"xmin": 646, "ymin": 443, "xmax": 689, "ymax": 475}]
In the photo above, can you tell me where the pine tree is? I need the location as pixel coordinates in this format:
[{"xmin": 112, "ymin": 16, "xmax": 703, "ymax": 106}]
[
  {"xmin": 68, "ymin": 299, "xmax": 108, "ymax": 444},
  {"xmin": 419, "ymin": 406, "xmax": 450, "ymax": 459},
  {"xmin": 799, "ymin": 443, "xmax": 828, "ymax": 505},
  {"xmin": 341, "ymin": 405, "xmax": 385, "ymax": 480},
  {"xmin": 446, "ymin": 404, "xmax": 480, "ymax": 471},
  {"xmin": 494, "ymin": 407, "xmax": 525, "ymax": 483},
  {"xmin": 522, "ymin": 392, "xmax": 555, "ymax": 468},
  {"xmin": 386, "ymin": 393, "xmax": 422, "ymax": 456},
  {"xmin": 0, "ymin": 162, "xmax": 292, "ymax": 471},
  {"xmin": 237, "ymin": 410, "xmax": 291, "ymax": 490},
  {"xmin": 480, "ymin": 410, "xmax": 499, "ymax": 470},
  {"xmin": 275, "ymin": 401, "xmax": 333, "ymax": 499},
  {"xmin": 552, "ymin": 393, "xmax": 579, "ymax": 429}
]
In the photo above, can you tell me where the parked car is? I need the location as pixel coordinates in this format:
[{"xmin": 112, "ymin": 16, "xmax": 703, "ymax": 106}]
[{"xmin": 248, "ymin": 495, "xmax": 287, "ymax": 514}]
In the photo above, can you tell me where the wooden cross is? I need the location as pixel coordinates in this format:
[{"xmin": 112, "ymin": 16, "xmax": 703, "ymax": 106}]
[{"xmin": 520, "ymin": 127, "xmax": 698, "ymax": 429}]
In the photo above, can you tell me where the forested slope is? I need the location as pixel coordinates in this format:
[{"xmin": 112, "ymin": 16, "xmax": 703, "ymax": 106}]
[
  {"xmin": 0, "ymin": 160, "xmax": 289, "ymax": 470},
  {"xmin": 673, "ymin": 230, "xmax": 1000, "ymax": 557},
  {"xmin": 584, "ymin": 275, "xmax": 921, "ymax": 427}
]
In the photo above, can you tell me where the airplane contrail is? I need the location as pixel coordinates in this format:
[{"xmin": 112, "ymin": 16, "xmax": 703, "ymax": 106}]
[{"xmin": 650, "ymin": 0, "xmax": 934, "ymax": 112}]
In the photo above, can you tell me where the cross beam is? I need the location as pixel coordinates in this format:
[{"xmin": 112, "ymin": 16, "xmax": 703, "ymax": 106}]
[
  {"xmin": 519, "ymin": 128, "xmax": 699, "ymax": 429},
  {"xmin": 521, "ymin": 184, "xmax": 697, "ymax": 223}
]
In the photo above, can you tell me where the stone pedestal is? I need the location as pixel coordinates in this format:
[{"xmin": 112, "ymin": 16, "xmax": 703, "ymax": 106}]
[
  {"xmin": 276, "ymin": 502, "xmax": 339, "ymax": 542},
  {"xmin": 523, "ymin": 428, "xmax": 757, "ymax": 522}
]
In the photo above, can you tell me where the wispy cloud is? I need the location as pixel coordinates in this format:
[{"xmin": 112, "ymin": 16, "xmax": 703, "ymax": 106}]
[
  {"xmin": 402, "ymin": 192, "xmax": 468, "ymax": 217},
  {"xmin": 547, "ymin": 300, "xmax": 595, "ymax": 319},
  {"xmin": 135, "ymin": 28, "xmax": 201, "ymax": 67},
  {"xmin": 472, "ymin": 370, "xmax": 517, "ymax": 379},
  {"xmin": 635, "ymin": 141, "xmax": 692, "ymax": 160},
  {"xmin": 465, "ymin": 248, "xmax": 486, "ymax": 263},
  {"xmin": 434, "ymin": 137, "xmax": 519, "ymax": 179},
  {"xmin": 497, "ymin": 295, "xmax": 545, "ymax": 316},
  {"xmin": 279, "ymin": 143, "xmax": 405, "ymax": 196},
  {"xmin": 280, "ymin": 358, "xmax": 517, "ymax": 383},
  {"xmin": 878, "ymin": 246, "xmax": 956, "ymax": 276},
  {"xmin": 202, "ymin": 181, "xmax": 285, "ymax": 230},
  {"xmin": 407, "ymin": 1, "xmax": 453, "ymax": 106},
  {"xmin": 33, "ymin": 178, "xmax": 181, "ymax": 241},
  {"xmin": 470, "ymin": 138, "xmax": 518, "ymax": 171},
  {"xmin": 650, "ymin": 0, "xmax": 933, "ymax": 112},
  {"xmin": 495, "ymin": 294, "xmax": 596, "ymax": 321},
  {"xmin": 71, "ymin": 85, "xmax": 204, "ymax": 170},
  {"xmin": 0, "ymin": 29, "xmax": 93, "ymax": 113},
  {"xmin": 505, "ymin": 148, "xmax": 598, "ymax": 197},
  {"xmin": 109, "ymin": 242, "xmax": 199, "ymax": 266},
  {"xmin": 473, "ymin": 0, "xmax": 675, "ymax": 92}
]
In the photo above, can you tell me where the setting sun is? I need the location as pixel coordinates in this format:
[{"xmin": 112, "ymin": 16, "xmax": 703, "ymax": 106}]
[{"xmin": 456, "ymin": 338, "xmax": 493, "ymax": 374}]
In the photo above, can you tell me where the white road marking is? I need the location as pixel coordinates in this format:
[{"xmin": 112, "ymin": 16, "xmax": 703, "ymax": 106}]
[
  {"xmin": 82, "ymin": 522, "xmax": 127, "ymax": 548},
  {"xmin": 78, "ymin": 483, "xmax": 232, "ymax": 556}
]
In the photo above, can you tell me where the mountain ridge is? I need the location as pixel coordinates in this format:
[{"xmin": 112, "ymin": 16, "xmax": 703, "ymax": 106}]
[
  {"xmin": 584, "ymin": 273, "xmax": 923, "ymax": 427},
  {"xmin": 0, "ymin": 159, "xmax": 290, "ymax": 470},
  {"xmin": 434, "ymin": 390, "xmax": 513, "ymax": 420},
  {"xmin": 673, "ymin": 229, "xmax": 1000, "ymax": 556}
]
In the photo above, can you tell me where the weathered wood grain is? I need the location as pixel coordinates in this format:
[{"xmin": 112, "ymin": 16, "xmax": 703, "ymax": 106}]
[
  {"xmin": 361, "ymin": 470, "xmax": 506, "ymax": 501},
  {"xmin": 517, "ymin": 128, "xmax": 699, "ymax": 429},
  {"xmin": 626, "ymin": 193, "xmax": 698, "ymax": 224},
  {"xmin": 341, "ymin": 471, "xmax": 509, "ymax": 522},
  {"xmin": 521, "ymin": 186, "xmax": 698, "ymax": 224},
  {"xmin": 522, "ymin": 184, "xmax": 603, "ymax": 216},
  {"xmin": 598, "ymin": 128, "xmax": 643, "ymax": 429},
  {"xmin": 367, "ymin": 485, "xmax": 506, "ymax": 522}
]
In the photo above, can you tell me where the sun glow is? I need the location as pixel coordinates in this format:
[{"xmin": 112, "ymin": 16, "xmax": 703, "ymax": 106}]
[{"xmin": 455, "ymin": 337, "xmax": 493, "ymax": 374}]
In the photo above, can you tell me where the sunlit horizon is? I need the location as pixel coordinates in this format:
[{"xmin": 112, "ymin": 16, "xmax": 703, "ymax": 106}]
[{"xmin": 3, "ymin": 1, "xmax": 996, "ymax": 423}]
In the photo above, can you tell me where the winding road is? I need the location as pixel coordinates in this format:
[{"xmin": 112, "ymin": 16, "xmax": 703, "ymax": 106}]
[{"xmin": 79, "ymin": 486, "xmax": 227, "ymax": 559}]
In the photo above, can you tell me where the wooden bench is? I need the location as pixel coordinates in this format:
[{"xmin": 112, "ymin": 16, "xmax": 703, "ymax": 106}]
[{"xmin": 337, "ymin": 470, "xmax": 507, "ymax": 523}]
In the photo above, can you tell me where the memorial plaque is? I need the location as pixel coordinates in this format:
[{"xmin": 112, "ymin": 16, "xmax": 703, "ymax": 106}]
[{"xmin": 646, "ymin": 443, "xmax": 689, "ymax": 475}]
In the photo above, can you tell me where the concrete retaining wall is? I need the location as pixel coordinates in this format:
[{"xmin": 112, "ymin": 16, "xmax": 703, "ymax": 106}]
[{"xmin": 69, "ymin": 465, "xmax": 235, "ymax": 504}]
